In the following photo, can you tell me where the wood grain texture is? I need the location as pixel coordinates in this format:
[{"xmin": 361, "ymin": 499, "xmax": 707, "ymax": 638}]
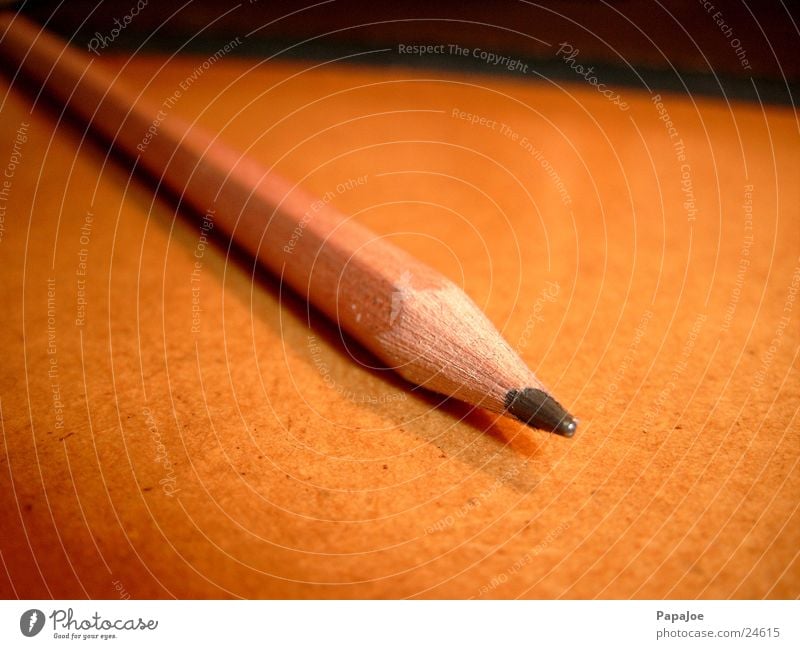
[{"xmin": 0, "ymin": 39, "xmax": 798, "ymax": 598}]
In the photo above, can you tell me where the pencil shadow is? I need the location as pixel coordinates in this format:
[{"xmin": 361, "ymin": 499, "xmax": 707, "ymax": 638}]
[
  {"xmin": 14, "ymin": 71, "xmax": 547, "ymax": 492},
  {"xmin": 210, "ymin": 232, "xmax": 545, "ymax": 492},
  {"xmin": 230, "ymin": 226, "xmax": 546, "ymax": 492}
]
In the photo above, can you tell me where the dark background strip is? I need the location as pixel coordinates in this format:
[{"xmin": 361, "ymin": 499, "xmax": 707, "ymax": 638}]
[{"xmin": 16, "ymin": 0, "xmax": 800, "ymax": 106}]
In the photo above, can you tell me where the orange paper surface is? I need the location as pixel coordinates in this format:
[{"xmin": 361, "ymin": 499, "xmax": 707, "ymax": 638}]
[{"xmin": 0, "ymin": 55, "xmax": 798, "ymax": 598}]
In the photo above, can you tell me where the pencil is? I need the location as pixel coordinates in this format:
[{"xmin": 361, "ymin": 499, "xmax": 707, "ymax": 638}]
[{"xmin": 0, "ymin": 12, "xmax": 578, "ymax": 436}]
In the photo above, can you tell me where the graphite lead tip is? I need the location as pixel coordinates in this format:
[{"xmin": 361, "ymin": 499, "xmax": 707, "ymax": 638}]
[{"xmin": 504, "ymin": 387, "xmax": 578, "ymax": 437}]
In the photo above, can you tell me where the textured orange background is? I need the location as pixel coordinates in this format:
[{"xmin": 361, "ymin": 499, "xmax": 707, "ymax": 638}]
[{"xmin": 0, "ymin": 53, "xmax": 798, "ymax": 599}]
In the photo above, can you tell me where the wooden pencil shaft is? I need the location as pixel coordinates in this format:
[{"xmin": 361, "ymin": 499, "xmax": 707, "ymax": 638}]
[{"xmin": 0, "ymin": 13, "xmax": 577, "ymax": 434}]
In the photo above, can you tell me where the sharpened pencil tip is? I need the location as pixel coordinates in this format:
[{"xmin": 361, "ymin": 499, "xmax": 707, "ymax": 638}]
[{"xmin": 505, "ymin": 388, "xmax": 577, "ymax": 437}]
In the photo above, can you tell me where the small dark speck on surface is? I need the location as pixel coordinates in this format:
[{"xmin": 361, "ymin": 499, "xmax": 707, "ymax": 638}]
[{"xmin": 58, "ymin": 432, "xmax": 75, "ymax": 442}]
